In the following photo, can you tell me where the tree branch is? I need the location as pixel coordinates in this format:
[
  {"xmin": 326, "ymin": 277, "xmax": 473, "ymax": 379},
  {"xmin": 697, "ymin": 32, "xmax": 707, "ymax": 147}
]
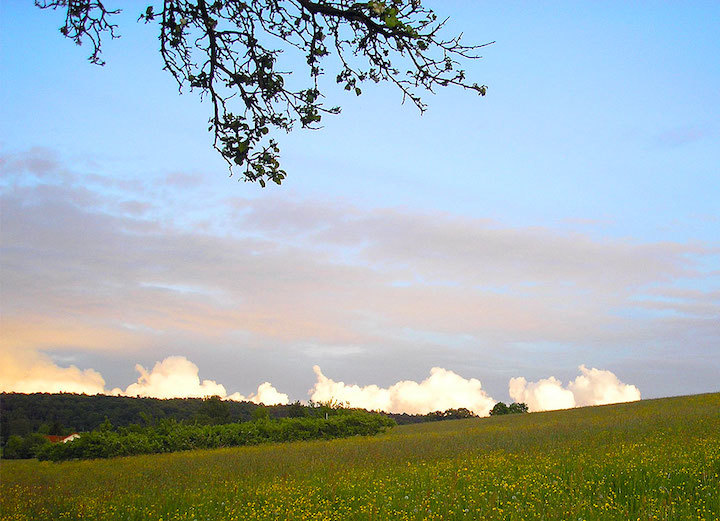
[{"xmin": 38, "ymin": 0, "xmax": 492, "ymax": 186}]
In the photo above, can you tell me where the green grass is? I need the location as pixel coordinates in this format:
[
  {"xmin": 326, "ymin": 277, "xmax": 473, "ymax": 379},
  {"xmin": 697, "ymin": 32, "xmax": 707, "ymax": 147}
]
[{"xmin": 2, "ymin": 393, "xmax": 718, "ymax": 520}]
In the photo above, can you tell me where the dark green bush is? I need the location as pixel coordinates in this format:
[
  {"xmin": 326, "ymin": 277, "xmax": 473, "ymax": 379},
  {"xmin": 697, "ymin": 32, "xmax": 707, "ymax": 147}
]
[
  {"xmin": 2, "ymin": 433, "xmax": 51, "ymax": 459},
  {"xmin": 37, "ymin": 411, "xmax": 395, "ymax": 461}
]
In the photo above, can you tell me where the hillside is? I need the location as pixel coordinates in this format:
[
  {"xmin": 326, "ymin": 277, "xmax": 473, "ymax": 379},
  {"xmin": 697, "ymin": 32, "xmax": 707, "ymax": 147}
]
[{"xmin": 2, "ymin": 392, "xmax": 718, "ymax": 520}]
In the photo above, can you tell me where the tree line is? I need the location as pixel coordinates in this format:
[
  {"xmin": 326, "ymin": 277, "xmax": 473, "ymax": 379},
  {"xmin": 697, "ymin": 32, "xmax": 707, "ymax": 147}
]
[
  {"xmin": 2, "ymin": 393, "xmax": 524, "ymax": 448},
  {"xmin": 1, "ymin": 392, "xmax": 261, "ymax": 444}
]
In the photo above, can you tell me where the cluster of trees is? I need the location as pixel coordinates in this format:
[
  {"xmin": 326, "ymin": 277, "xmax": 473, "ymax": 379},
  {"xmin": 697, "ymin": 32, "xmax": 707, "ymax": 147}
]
[
  {"xmin": 5, "ymin": 408, "xmax": 394, "ymax": 461},
  {"xmin": 489, "ymin": 402, "xmax": 529, "ymax": 416},
  {"xmin": 388, "ymin": 407, "xmax": 478, "ymax": 424},
  {"xmin": 2, "ymin": 433, "xmax": 54, "ymax": 460}
]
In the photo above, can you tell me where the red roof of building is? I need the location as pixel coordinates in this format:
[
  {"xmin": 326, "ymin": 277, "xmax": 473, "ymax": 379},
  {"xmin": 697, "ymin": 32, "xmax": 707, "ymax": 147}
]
[{"xmin": 44, "ymin": 434, "xmax": 79, "ymax": 443}]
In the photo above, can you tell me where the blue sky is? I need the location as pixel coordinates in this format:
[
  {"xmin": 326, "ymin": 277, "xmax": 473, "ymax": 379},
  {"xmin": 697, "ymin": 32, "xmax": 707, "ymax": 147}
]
[{"xmin": 1, "ymin": 2, "xmax": 718, "ymax": 411}]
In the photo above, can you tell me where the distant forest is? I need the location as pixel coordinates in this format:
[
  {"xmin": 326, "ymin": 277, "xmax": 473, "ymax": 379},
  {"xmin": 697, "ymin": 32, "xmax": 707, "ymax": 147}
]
[{"xmin": 0, "ymin": 392, "xmax": 480, "ymax": 444}]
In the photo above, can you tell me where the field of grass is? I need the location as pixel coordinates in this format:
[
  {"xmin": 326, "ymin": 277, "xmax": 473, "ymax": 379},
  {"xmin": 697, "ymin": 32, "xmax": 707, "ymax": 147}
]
[{"xmin": 2, "ymin": 393, "xmax": 718, "ymax": 520}]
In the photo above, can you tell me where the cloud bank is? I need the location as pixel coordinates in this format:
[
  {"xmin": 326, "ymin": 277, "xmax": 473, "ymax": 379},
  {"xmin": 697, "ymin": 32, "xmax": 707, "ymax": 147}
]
[
  {"xmin": 1, "ymin": 347, "xmax": 642, "ymax": 414},
  {"xmin": 0, "ymin": 349, "xmax": 290, "ymax": 405},
  {"xmin": 509, "ymin": 365, "xmax": 641, "ymax": 412},
  {"xmin": 108, "ymin": 357, "xmax": 289, "ymax": 404},
  {"xmin": 309, "ymin": 365, "xmax": 496, "ymax": 416}
]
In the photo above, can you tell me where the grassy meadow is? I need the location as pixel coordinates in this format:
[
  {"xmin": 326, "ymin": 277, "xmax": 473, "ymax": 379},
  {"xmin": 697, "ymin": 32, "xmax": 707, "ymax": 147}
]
[{"xmin": 2, "ymin": 393, "xmax": 718, "ymax": 520}]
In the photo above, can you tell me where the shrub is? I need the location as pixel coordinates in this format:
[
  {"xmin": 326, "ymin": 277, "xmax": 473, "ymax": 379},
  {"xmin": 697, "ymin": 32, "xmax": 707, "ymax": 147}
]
[{"xmin": 38, "ymin": 411, "xmax": 396, "ymax": 461}]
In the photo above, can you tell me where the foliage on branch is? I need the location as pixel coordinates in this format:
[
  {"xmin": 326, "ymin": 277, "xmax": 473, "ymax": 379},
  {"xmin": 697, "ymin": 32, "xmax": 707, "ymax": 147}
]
[
  {"xmin": 489, "ymin": 402, "xmax": 529, "ymax": 416},
  {"xmin": 36, "ymin": 0, "xmax": 491, "ymax": 185}
]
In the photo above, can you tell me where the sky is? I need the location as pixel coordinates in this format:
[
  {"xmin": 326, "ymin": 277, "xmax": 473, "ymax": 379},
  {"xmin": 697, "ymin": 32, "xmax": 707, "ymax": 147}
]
[{"xmin": 1, "ymin": 1, "xmax": 718, "ymax": 414}]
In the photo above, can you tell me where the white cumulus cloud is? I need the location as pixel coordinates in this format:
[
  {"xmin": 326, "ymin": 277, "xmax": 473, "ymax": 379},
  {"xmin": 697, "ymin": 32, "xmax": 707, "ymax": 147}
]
[
  {"xmin": 0, "ymin": 348, "xmax": 106, "ymax": 395},
  {"xmin": 568, "ymin": 365, "xmax": 642, "ymax": 406},
  {"xmin": 309, "ymin": 365, "xmax": 496, "ymax": 416},
  {"xmin": 509, "ymin": 365, "xmax": 641, "ymax": 412},
  {"xmin": 0, "ymin": 345, "xmax": 641, "ymax": 418},
  {"xmin": 111, "ymin": 356, "xmax": 228, "ymax": 399},
  {"xmin": 226, "ymin": 382, "xmax": 290, "ymax": 405},
  {"xmin": 508, "ymin": 375, "xmax": 576, "ymax": 412}
]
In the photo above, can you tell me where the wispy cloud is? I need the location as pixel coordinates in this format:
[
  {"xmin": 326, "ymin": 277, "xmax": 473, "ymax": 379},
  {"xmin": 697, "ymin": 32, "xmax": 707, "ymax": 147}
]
[
  {"xmin": 1, "ymin": 149, "xmax": 718, "ymax": 398},
  {"xmin": 655, "ymin": 125, "xmax": 712, "ymax": 147}
]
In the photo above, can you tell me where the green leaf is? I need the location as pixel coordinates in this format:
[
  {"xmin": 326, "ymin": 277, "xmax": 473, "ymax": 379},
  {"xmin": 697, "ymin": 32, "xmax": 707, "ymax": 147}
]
[{"xmin": 383, "ymin": 14, "xmax": 399, "ymax": 28}]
